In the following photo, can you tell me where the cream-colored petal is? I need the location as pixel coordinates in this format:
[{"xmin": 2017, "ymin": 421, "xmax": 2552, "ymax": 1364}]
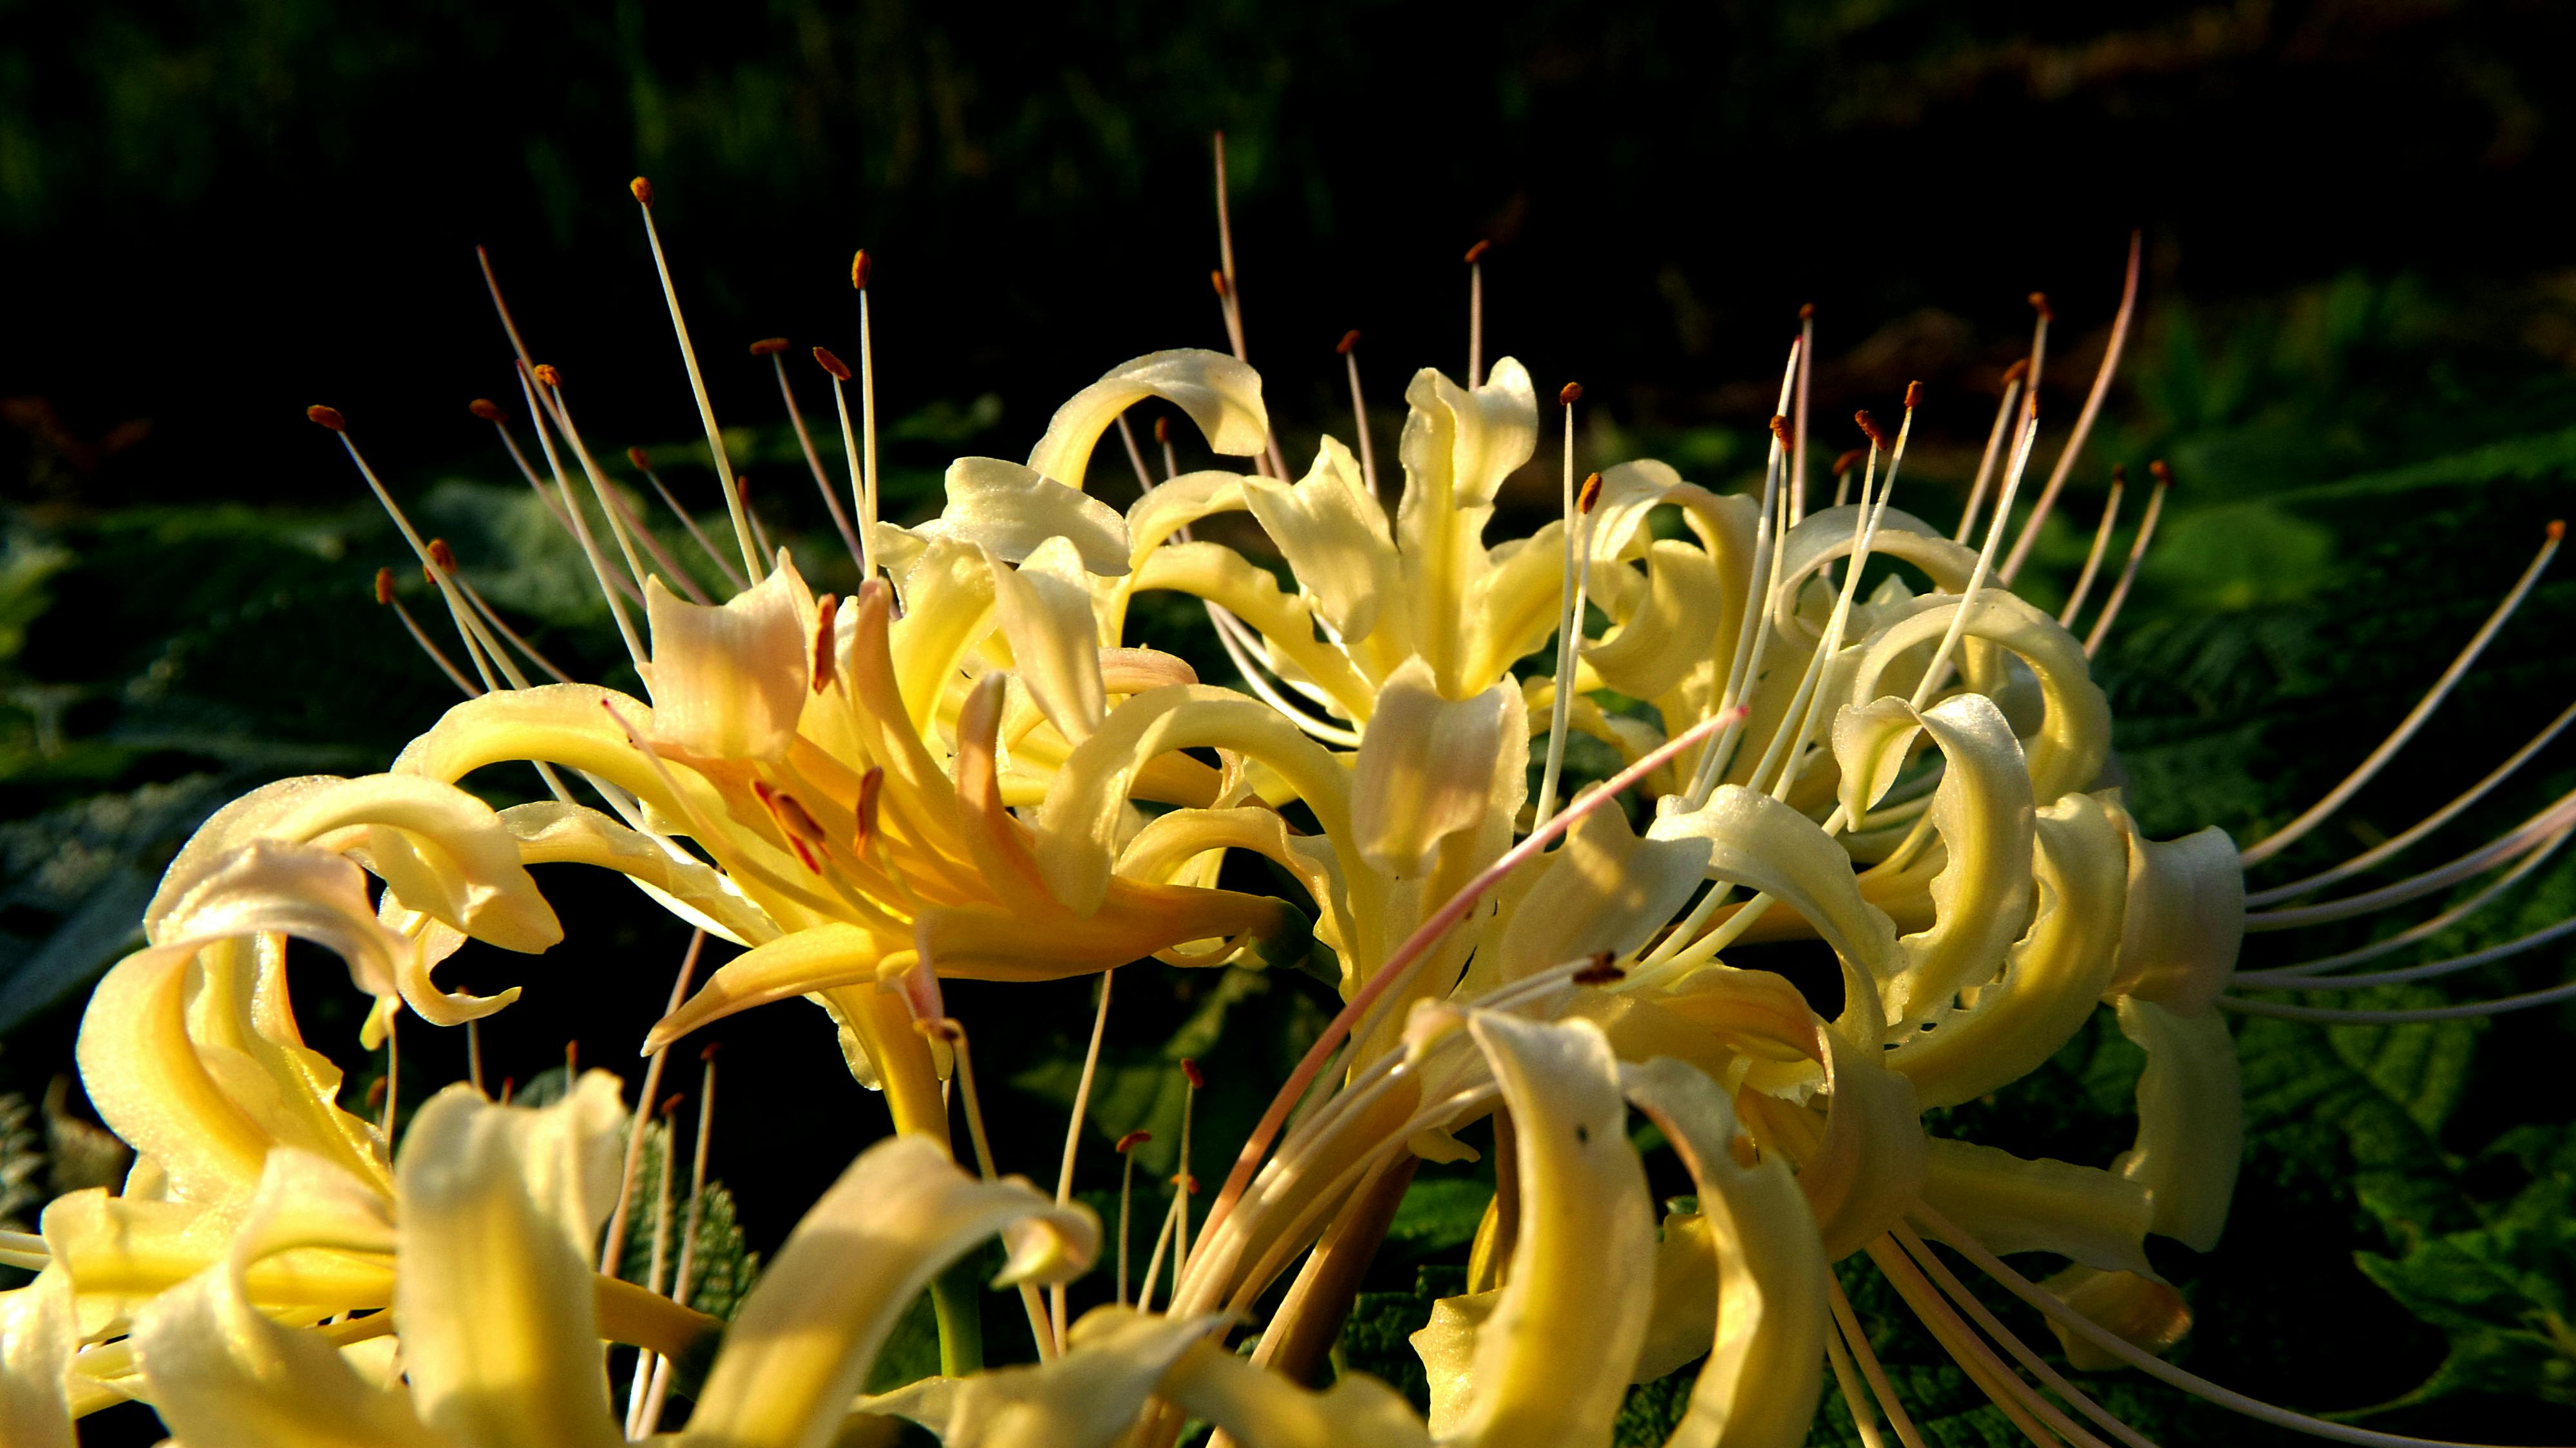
[
  {"xmin": 2111, "ymin": 999, "xmax": 2240, "ymax": 1252},
  {"xmin": 682, "ymin": 1134, "xmax": 1096, "ymax": 1448},
  {"xmin": 0, "ymin": 1269, "xmax": 75, "ymax": 1448},
  {"xmin": 1885, "ymin": 791, "xmax": 2129, "ymax": 1109},
  {"xmin": 2037, "ymin": 1264, "xmax": 2193, "ymax": 1371},
  {"xmin": 80, "ymin": 843, "xmax": 420, "ymax": 1208},
  {"xmin": 1484, "ymin": 805, "xmax": 1710, "ymax": 983},
  {"xmin": 1844, "ymin": 589, "xmax": 2111, "ymax": 805},
  {"xmin": 1584, "ymin": 539, "xmax": 1724, "ymax": 701},
  {"xmin": 1394, "ymin": 361, "xmax": 1537, "ymax": 693},
  {"xmin": 920, "ymin": 1308, "xmax": 1224, "ymax": 1448},
  {"xmin": 644, "ymin": 552, "xmax": 815, "ymax": 763},
  {"xmin": 1160, "ymin": 1336, "xmax": 1430, "ymax": 1448},
  {"xmin": 1127, "ymin": 542, "xmax": 1378, "ymax": 721},
  {"xmin": 1770, "ymin": 506, "xmax": 1978, "ymax": 649},
  {"xmin": 131, "ymin": 1151, "xmax": 439, "ymax": 1448},
  {"xmin": 1025, "ymin": 349, "xmax": 1268, "ymax": 491},
  {"xmin": 1426, "ymin": 1012, "xmax": 1654, "ymax": 1448},
  {"xmin": 1620, "ymin": 1056, "xmax": 1830, "ymax": 1448},
  {"xmin": 2106, "ymin": 823, "xmax": 2245, "ymax": 1015},
  {"xmin": 1351, "ymin": 658, "xmax": 1522, "ymax": 881},
  {"xmin": 500, "ymin": 801, "xmax": 778, "ymax": 947},
  {"xmin": 1761, "ymin": 1022, "xmax": 1926, "ymax": 1261},
  {"xmin": 1631, "ymin": 1209, "xmax": 1719, "ymax": 1386},
  {"xmin": 395, "ymin": 1076, "xmax": 627, "ymax": 1448},
  {"xmin": 1127, "ymin": 470, "xmax": 1253, "ymax": 558},
  {"xmin": 1034, "ymin": 686, "xmax": 1359, "ymax": 918},
  {"xmin": 1915, "ymin": 1138, "xmax": 2154, "ymax": 1275},
  {"xmin": 1648, "ymin": 786, "xmax": 1904, "ymax": 1045},
  {"xmin": 149, "ymin": 774, "xmax": 560, "ymax": 955},
  {"xmin": 1244, "ymin": 437, "xmax": 1399, "ymax": 644},
  {"xmin": 987, "ymin": 537, "xmax": 1108, "ymax": 744},
  {"xmin": 916, "ymin": 457, "xmax": 1133, "ymax": 576},
  {"xmin": 1839, "ymin": 693, "xmax": 2037, "ymax": 1034}
]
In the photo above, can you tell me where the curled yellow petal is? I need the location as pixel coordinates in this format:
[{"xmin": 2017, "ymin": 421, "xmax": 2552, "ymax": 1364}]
[
  {"xmin": 2038, "ymin": 1264, "xmax": 2193, "ymax": 1371},
  {"xmin": 1351, "ymin": 658, "xmax": 1523, "ymax": 881},
  {"xmin": 915, "ymin": 457, "xmax": 1133, "ymax": 575},
  {"xmin": 1885, "ymin": 790, "xmax": 2129, "ymax": 1108},
  {"xmin": 0, "ymin": 1269, "xmax": 75, "ymax": 1448},
  {"xmin": 1846, "ymin": 587, "xmax": 2112, "ymax": 804},
  {"xmin": 1621, "ymin": 1054, "xmax": 1830, "ymax": 1448},
  {"xmin": 1243, "ymin": 436, "xmax": 1399, "ymax": 645},
  {"xmin": 2111, "ymin": 998, "xmax": 2240, "ymax": 1252},
  {"xmin": 644, "ymin": 551, "xmax": 815, "ymax": 763},
  {"xmin": 987, "ymin": 536, "xmax": 1108, "ymax": 744},
  {"xmin": 1916, "ymin": 1138, "xmax": 2155, "ymax": 1275},
  {"xmin": 395, "ymin": 1075, "xmax": 628, "ymax": 1448},
  {"xmin": 683, "ymin": 1134, "xmax": 1097, "ymax": 1448},
  {"xmin": 2107, "ymin": 822, "xmax": 2246, "ymax": 1014},
  {"xmin": 1025, "ymin": 348, "xmax": 1269, "ymax": 491},
  {"xmin": 1421, "ymin": 1012, "xmax": 1654, "ymax": 1448},
  {"xmin": 1484, "ymin": 805, "xmax": 1709, "ymax": 984}
]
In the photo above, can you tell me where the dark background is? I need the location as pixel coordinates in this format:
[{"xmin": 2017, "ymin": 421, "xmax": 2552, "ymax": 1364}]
[{"xmin": 6, "ymin": 3, "xmax": 2576, "ymax": 1445}]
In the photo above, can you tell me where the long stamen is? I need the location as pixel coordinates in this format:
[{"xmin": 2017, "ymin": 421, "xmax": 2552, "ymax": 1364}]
[
  {"xmin": 1790, "ymin": 303, "xmax": 1815, "ymax": 526},
  {"xmin": 629, "ymin": 446, "xmax": 748, "ymax": 594},
  {"xmin": 2238, "ymin": 910, "xmax": 2576, "ymax": 993},
  {"xmin": 622, "ymin": 1092, "xmax": 683, "ymax": 1438},
  {"xmin": 374, "ymin": 568, "xmax": 480, "ymax": 696},
  {"xmin": 1464, "ymin": 239, "xmax": 1490, "ymax": 387},
  {"xmin": 1911, "ymin": 395, "xmax": 2041, "ymax": 711},
  {"xmin": 1138, "ymin": 1181, "xmax": 1184, "ymax": 1311},
  {"xmin": 1115, "ymin": 1129, "xmax": 1151, "ymax": 1307},
  {"xmin": 433, "ymin": 540, "xmax": 575, "ymax": 683},
  {"xmin": 1158, "ymin": 414, "xmax": 1179, "ymax": 481},
  {"xmin": 757, "ymin": 338, "xmax": 865, "ymax": 566},
  {"xmin": 465, "ymin": 1018, "xmax": 486, "ymax": 1096},
  {"xmin": 930, "ymin": 1016, "xmax": 1059, "ymax": 1360},
  {"xmin": 629, "ymin": 178, "xmax": 761, "ymax": 580},
  {"xmin": 1890, "ymin": 1226, "xmax": 2156, "ymax": 1448},
  {"xmin": 2236, "ymin": 828, "xmax": 2571, "ymax": 982},
  {"xmin": 601, "ymin": 931, "xmax": 707, "ymax": 1277},
  {"xmin": 2082, "ymin": 462, "xmax": 2169, "ymax": 658},
  {"xmin": 2219, "ymin": 975, "xmax": 2576, "ymax": 1023},
  {"xmin": 2248, "ymin": 696, "xmax": 2576, "ymax": 906},
  {"xmin": 1681, "ymin": 340, "xmax": 1801, "ymax": 807},
  {"xmin": 2240, "ymin": 519, "xmax": 2564, "ymax": 866},
  {"xmin": 813, "ymin": 345, "xmax": 876, "ymax": 585},
  {"xmin": 1825, "ymin": 1325, "xmax": 1896, "ymax": 1448},
  {"xmin": 1174, "ymin": 1057, "xmax": 1202, "ymax": 1283},
  {"xmin": 1533, "ymin": 377, "xmax": 1590, "ymax": 828},
  {"xmin": 738, "ymin": 477, "xmax": 776, "ymax": 563},
  {"xmin": 1050, "ymin": 969, "xmax": 1117, "ymax": 1346},
  {"xmin": 511, "ymin": 365, "xmax": 650, "ymax": 670},
  {"xmin": 2000, "ymin": 233, "xmax": 2143, "ymax": 584},
  {"xmin": 1340, "ymin": 330, "xmax": 1381, "ymax": 497},
  {"xmin": 1916, "ymin": 1201, "xmax": 2537, "ymax": 1448},
  {"xmin": 377, "ymin": 1012, "xmax": 399, "ymax": 1138},
  {"xmin": 1208, "ymin": 135, "xmax": 1288, "ymax": 480},
  {"xmin": 2056, "ymin": 468, "xmax": 2126, "ymax": 627},
  {"xmin": 857, "ymin": 251, "xmax": 882, "ymax": 579},
  {"xmin": 1828, "ymin": 1273, "xmax": 1929, "ymax": 1448},
  {"xmin": 1870, "ymin": 1236, "xmax": 2115, "ymax": 1448},
  {"xmin": 2246, "ymin": 784, "xmax": 2576, "ymax": 932},
  {"xmin": 469, "ymin": 397, "xmax": 589, "ymax": 552},
  {"xmin": 1953, "ymin": 363, "xmax": 2027, "ymax": 544}
]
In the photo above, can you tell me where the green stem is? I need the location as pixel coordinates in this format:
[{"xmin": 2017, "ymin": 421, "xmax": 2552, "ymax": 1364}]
[{"xmin": 931, "ymin": 1264, "xmax": 985, "ymax": 1377}]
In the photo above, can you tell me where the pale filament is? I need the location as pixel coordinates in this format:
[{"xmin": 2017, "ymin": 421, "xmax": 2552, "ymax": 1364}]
[
  {"xmin": 2235, "ymin": 828, "xmax": 2571, "ymax": 982},
  {"xmin": 2081, "ymin": 475, "xmax": 2166, "ymax": 658},
  {"xmin": 2240, "ymin": 524, "xmax": 2562, "ymax": 866},
  {"xmin": 2057, "ymin": 475, "xmax": 2126, "ymax": 627}
]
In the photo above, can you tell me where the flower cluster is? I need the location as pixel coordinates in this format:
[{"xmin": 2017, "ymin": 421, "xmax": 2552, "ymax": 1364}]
[{"xmin": 1, "ymin": 171, "xmax": 2564, "ymax": 1448}]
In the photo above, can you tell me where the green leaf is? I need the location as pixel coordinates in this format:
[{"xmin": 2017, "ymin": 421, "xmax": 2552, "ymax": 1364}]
[{"xmin": 2345, "ymin": 1124, "xmax": 2576, "ymax": 1415}]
